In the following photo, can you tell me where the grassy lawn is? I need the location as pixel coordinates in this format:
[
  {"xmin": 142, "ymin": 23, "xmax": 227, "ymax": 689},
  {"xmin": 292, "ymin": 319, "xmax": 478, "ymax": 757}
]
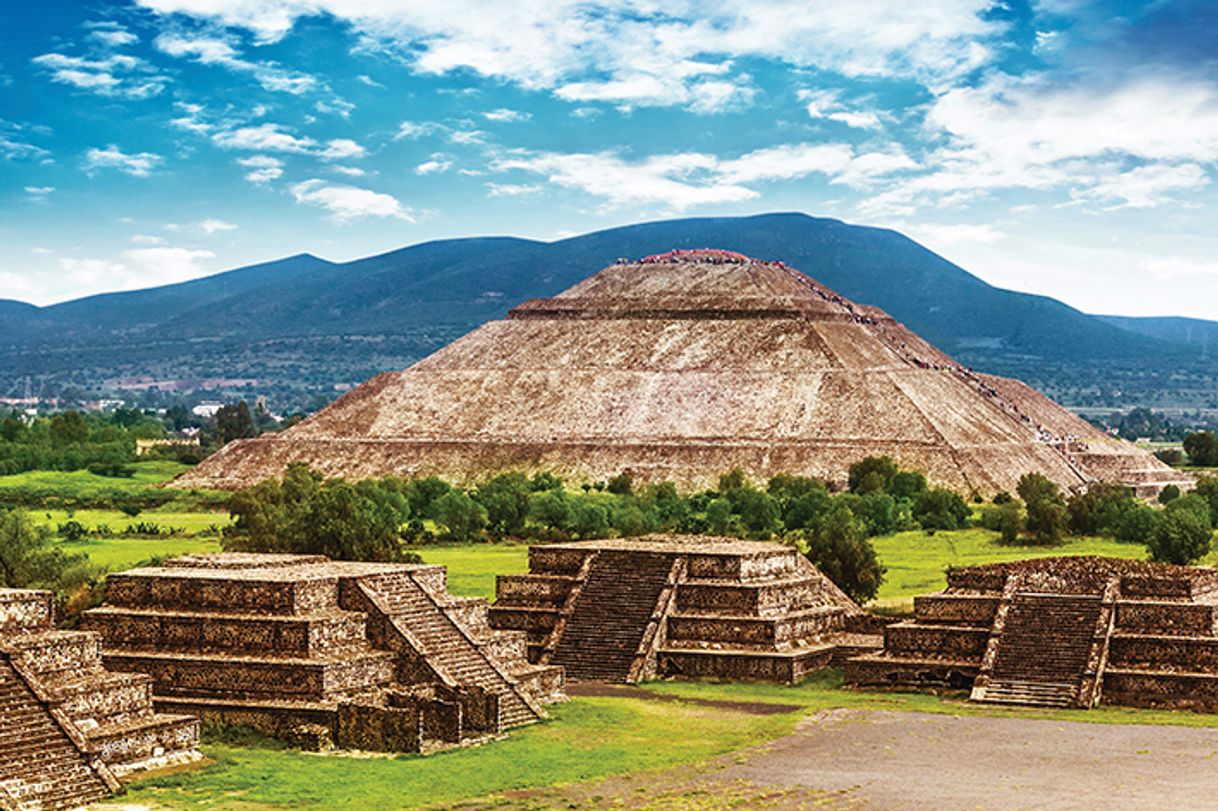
[
  {"xmin": 869, "ymin": 528, "xmax": 1156, "ymax": 607},
  {"xmin": 55, "ymin": 535, "xmax": 223, "ymax": 570},
  {"xmin": 117, "ymin": 694, "xmax": 796, "ymax": 811},
  {"xmin": 417, "ymin": 528, "xmax": 1174, "ymax": 608},
  {"xmin": 0, "ymin": 460, "xmax": 191, "ymax": 494},
  {"xmin": 117, "ymin": 670, "xmax": 1218, "ymax": 811},
  {"xmin": 417, "ymin": 543, "xmax": 531, "ymax": 597}
]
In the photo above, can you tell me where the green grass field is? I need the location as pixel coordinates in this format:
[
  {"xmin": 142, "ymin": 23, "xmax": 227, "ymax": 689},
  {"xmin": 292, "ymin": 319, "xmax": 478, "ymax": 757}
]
[
  {"xmin": 0, "ymin": 460, "xmax": 191, "ymax": 495},
  {"xmin": 418, "ymin": 528, "xmax": 1171, "ymax": 608},
  {"xmin": 117, "ymin": 670, "xmax": 1218, "ymax": 811}
]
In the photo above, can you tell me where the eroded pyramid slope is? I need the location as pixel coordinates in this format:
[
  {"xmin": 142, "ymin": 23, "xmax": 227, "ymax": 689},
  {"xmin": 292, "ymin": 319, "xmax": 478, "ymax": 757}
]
[{"xmin": 174, "ymin": 250, "xmax": 1185, "ymax": 496}]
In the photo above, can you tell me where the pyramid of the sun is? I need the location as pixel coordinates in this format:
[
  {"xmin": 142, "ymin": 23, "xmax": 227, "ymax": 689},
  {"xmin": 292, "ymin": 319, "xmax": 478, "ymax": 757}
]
[{"xmin": 174, "ymin": 249, "xmax": 1187, "ymax": 496}]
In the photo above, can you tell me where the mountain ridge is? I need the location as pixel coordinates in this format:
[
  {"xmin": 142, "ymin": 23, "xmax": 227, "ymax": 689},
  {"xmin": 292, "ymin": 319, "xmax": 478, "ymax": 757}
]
[{"xmin": 1, "ymin": 213, "xmax": 1211, "ymax": 407}]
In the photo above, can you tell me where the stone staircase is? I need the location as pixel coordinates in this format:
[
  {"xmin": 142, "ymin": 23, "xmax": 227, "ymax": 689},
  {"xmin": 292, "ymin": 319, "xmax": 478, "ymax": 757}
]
[
  {"xmin": 551, "ymin": 551, "xmax": 677, "ymax": 683},
  {"xmin": 495, "ymin": 538, "xmax": 876, "ymax": 685},
  {"xmin": 0, "ymin": 657, "xmax": 112, "ymax": 811},
  {"xmin": 353, "ymin": 572, "xmax": 549, "ymax": 728},
  {"xmin": 975, "ymin": 592, "xmax": 1104, "ymax": 708}
]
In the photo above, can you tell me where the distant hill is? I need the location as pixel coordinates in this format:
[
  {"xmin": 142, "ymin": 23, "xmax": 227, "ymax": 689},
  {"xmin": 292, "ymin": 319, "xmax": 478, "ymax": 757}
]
[
  {"xmin": 1098, "ymin": 315, "xmax": 1218, "ymax": 359},
  {"xmin": 1, "ymin": 213, "xmax": 1213, "ymax": 409}
]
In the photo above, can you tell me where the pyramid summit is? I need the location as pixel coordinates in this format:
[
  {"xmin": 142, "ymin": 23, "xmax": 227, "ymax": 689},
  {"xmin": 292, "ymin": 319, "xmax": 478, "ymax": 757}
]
[{"xmin": 174, "ymin": 249, "xmax": 1187, "ymax": 496}]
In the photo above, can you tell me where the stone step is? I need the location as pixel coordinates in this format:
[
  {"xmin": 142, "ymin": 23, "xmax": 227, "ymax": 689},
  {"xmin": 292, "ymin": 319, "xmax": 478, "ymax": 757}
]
[{"xmin": 975, "ymin": 679, "xmax": 1078, "ymax": 708}]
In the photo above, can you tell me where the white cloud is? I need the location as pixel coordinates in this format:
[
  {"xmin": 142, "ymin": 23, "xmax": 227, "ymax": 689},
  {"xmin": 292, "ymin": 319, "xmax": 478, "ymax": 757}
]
[
  {"xmin": 131, "ymin": 234, "xmax": 166, "ymax": 245},
  {"xmin": 331, "ymin": 165, "xmax": 366, "ymax": 177},
  {"xmin": 123, "ymin": 247, "xmax": 216, "ymax": 286},
  {"xmin": 84, "ymin": 144, "xmax": 162, "ymax": 177},
  {"xmin": 485, "ymin": 182, "xmax": 542, "ymax": 197},
  {"xmin": 31, "ymin": 52, "xmax": 166, "ymax": 99},
  {"xmin": 483, "ymin": 108, "xmax": 530, "ymax": 122},
  {"xmin": 290, "ymin": 179, "xmax": 414, "ymax": 223},
  {"xmin": 236, "ymin": 153, "xmax": 284, "ymax": 183},
  {"xmin": 197, "ymin": 218, "xmax": 238, "ymax": 234},
  {"xmin": 799, "ymin": 88, "xmax": 885, "ymax": 130},
  {"xmin": 394, "ymin": 121, "xmax": 444, "ymax": 140},
  {"xmin": 356, "ymin": 74, "xmax": 385, "ymax": 88},
  {"xmin": 1075, "ymin": 163, "xmax": 1210, "ymax": 210},
  {"xmin": 135, "ymin": 0, "xmax": 1001, "ymax": 111},
  {"xmin": 318, "ymin": 138, "xmax": 366, "ymax": 160},
  {"xmin": 494, "ymin": 141, "xmax": 915, "ymax": 211},
  {"xmin": 448, "ymin": 129, "xmax": 487, "ymax": 145},
  {"xmin": 24, "ymin": 186, "xmax": 54, "ymax": 195},
  {"xmin": 869, "ymin": 74, "xmax": 1218, "ymax": 213},
  {"xmin": 415, "ymin": 158, "xmax": 452, "ymax": 175},
  {"xmin": 155, "ymin": 33, "xmax": 317, "ymax": 95},
  {"xmin": 88, "ymin": 23, "xmax": 138, "ymax": 47},
  {"xmin": 212, "ymin": 123, "xmax": 316, "ymax": 153}
]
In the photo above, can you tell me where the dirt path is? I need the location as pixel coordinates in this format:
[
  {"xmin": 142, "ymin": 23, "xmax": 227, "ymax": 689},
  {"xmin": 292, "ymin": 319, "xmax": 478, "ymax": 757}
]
[{"xmin": 466, "ymin": 708, "xmax": 1218, "ymax": 810}]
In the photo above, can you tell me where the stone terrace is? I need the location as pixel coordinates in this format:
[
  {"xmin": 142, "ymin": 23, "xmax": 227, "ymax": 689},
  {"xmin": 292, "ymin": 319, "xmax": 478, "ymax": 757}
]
[
  {"xmin": 845, "ymin": 556, "xmax": 1218, "ymax": 711},
  {"xmin": 1, "ymin": 588, "xmax": 200, "ymax": 811},
  {"xmin": 82, "ymin": 553, "xmax": 564, "ymax": 754},
  {"xmin": 489, "ymin": 535, "xmax": 881, "ymax": 684}
]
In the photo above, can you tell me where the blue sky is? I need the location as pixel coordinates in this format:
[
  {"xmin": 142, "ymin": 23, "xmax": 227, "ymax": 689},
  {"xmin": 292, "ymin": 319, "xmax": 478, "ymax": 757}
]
[{"xmin": 3, "ymin": 1, "xmax": 1218, "ymax": 319}]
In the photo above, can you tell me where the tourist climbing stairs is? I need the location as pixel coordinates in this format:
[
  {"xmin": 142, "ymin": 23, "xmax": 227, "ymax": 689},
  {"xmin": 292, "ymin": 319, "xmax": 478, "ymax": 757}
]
[
  {"xmin": 357, "ymin": 573, "xmax": 543, "ymax": 728},
  {"xmin": 551, "ymin": 551, "xmax": 679, "ymax": 683},
  {"xmin": 0, "ymin": 657, "xmax": 111, "ymax": 811},
  {"xmin": 977, "ymin": 592, "xmax": 1105, "ymax": 708}
]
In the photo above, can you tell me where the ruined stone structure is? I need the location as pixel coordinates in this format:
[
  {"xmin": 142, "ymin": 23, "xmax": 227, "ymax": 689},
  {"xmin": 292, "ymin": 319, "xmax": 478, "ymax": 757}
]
[
  {"xmin": 82, "ymin": 553, "xmax": 563, "ymax": 753},
  {"xmin": 172, "ymin": 249, "xmax": 1185, "ymax": 497},
  {"xmin": 1, "ymin": 589, "xmax": 200, "ymax": 810},
  {"xmin": 845, "ymin": 557, "xmax": 1218, "ymax": 711},
  {"xmin": 488, "ymin": 536, "xmax": 881, "ymax": 684}
]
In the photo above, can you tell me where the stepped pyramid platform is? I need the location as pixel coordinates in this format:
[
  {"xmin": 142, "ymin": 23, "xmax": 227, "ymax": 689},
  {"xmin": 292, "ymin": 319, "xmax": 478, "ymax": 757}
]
[
  {"xmin": 82, "ymin": 553, "xmax": 564, "ymax": 753},
  {"xmin": 488, "ymin": 535, "xmax": 882, "ymax": 684},
  {"xmin": 1, "ymin": 589, "xmax": 200, "ymax": 811},
  {"xmin": 172, "ymin": 249, "xmax": 1187, "ymax": 498},
  {"xmin": 844, "ymin": 556, "xmax": 1218, "ymax": 711}
]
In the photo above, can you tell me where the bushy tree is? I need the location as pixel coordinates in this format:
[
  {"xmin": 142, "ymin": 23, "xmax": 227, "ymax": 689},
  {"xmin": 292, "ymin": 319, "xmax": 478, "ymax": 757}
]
[
  {"xmin": 913, "ymin": 488, "xmax": 971, "ymax": 531},
  {"xmin": 606, "ymin": 472, "xmax": 634, "ymax": 495},
  {"xmin": 855, "ymin": 491, "xmax": 898, "ymax": 536},
  {"xmin": 1147, "ymin": 496, "xmax": 1214, "ymax": 565},
  {"xmin": 1017, "ymin": 473, "xmax": 1067, "ymax": 544},
  {"xmin": 49, "ymin": 411, "xmax": 89, "ymax": 447},
  {"xmin": 889, "ymin": 470, "xmax": 927, "ymax": 500},
  {"xmin": 223, "ymin": 464, "xmax": 414, "ymax": 561},
  {"xmin": 433, "ymin": 490, "xmax": 488, "ymax": 543},
  {"xmin": 1068, "ymin": 483, "xmax": 1135, "ymax": 536},
  {"xmin": 1158, "ymin": 484, "xmax": 1181, "ymax": 505},
  {"xmin": 1116, "ymin": 505, "xmax": 1160, "ymax": 544},
  {"xmin": 801, "ymin": 502, "xmax": 885, "ymax": 603},
  {"xmin": 1194, "ymin": 476, "xmax": 1218, "ymax": 526},
  {"xmin": 847, "ymin": 456, "xmax": 898, "ymax": 494},
  {"xmin": 569, "ymin": 498, "xmax": 610, "ymax": 538},
  {"xmin": 215, "ymin": 401, "xmax": 256, "ymax": 445},
  {"xmin": 404, "ymin": 476, "xmax": 452, "ymax": 519},
  {"xmin": 1184, "ymin": 432, "xmax": 1218, "ymax": 467},
  {"xmin": 0, "ymin": 509, "xmax": 89, "ymax": 589},
  {"xmin": 474, "ymin": 472, "xmax": 532, "ymax": 538}
]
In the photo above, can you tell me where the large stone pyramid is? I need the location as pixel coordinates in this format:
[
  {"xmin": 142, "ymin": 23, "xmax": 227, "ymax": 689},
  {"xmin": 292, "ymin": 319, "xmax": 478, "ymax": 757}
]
[{"xmin": 175, "ymin": 250, "xmax": 1186, "ymax": 496}]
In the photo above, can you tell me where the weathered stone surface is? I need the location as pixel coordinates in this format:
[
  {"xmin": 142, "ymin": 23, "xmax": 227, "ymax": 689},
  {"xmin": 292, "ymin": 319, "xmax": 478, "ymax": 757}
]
[
  {"xmin": 172, "ymin": 250, "xmax": 1186, "ymax": 497},
  {"xmin": 846, "ymin": 556, "xmax": 1218, "ymax": 714},
  {"xmin": 0, "ymin": 587, "xmax": 201, "ymax": 809},
  {"xmin": 83, "ymin": 553, "xmax": 565, "ymax": 753},
  {"xmin": 490, "ymin": 535, "xmax": 880, "ymax": 685}
]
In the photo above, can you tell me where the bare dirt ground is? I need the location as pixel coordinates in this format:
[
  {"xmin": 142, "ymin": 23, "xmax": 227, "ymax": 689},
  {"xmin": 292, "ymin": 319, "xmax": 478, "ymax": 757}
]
[{"xmin": 463, "ymin": 708, "xmax": 1218, "ymax": 811}]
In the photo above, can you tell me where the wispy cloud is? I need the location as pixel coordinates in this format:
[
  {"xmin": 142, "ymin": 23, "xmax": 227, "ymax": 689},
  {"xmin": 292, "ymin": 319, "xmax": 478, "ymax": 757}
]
[
  {"xmin": 290, "ymin": 179, "xmax": 414, "ymax": 223},
  {"xmin": 236, "ymin": 154, "xmax": 283, "ymax": 183},
  {"xmin": 155, "ymin": 32, "xmax": 317, "ymax": 95},
  {"xmin": 84, "ymin": 144, "xmax": 162, "ymax": 176},
  {"xmin": 31, "ymin": 52, "xmax": 167, "ymax": 99},
  {"xmin": 494, "ymin": 142, "xmax": 916, "ymax": 210}
]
